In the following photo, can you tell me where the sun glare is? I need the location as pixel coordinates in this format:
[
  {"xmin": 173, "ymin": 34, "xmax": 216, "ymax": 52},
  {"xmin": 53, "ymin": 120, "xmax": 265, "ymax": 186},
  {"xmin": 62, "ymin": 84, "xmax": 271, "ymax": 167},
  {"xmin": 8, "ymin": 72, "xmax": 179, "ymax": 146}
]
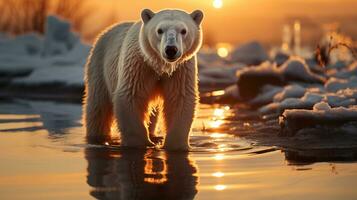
[
  {"xmin": 214, "ymin": 154, "xmax": 225, "ymax": 160},
  {"xmin": 214, "ymin": 184, "xmax": 227, "ymax": 191},
  {"xmin": 210, "ymin": 120, "xmax": 224, "ymax": 128},
  {"xmin": 212, "ymin": 172, "xmax": 225, "ymax": 177},
  {"xmin": 211, "ymin": 90, "xmax": 225, "ymax": 96},
  {"xmin": 210, "ymin": 132, "xmax": 227, "ymax": 138},
  {"xmin": 213, "ymin": 108, "xmax": 224, "ymax": 117},
  {"xmin": 213, "ymin": 0, "xmax": 223, "ymax": 9},
  {"xmin": 216, "ymin": 43, "xmax": 232, "ymax": 58},
  {"xmin": 217, "ymin": 47, "xmax": 229, "ymax": 57}
]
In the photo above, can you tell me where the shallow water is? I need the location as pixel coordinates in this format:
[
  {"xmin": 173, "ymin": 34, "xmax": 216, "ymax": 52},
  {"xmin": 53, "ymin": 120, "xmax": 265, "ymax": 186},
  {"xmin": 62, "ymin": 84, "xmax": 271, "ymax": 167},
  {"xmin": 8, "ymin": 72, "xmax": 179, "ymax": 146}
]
[{"xmin": 0, "ymin": 99, "xmax": 356, "ymax": 200}]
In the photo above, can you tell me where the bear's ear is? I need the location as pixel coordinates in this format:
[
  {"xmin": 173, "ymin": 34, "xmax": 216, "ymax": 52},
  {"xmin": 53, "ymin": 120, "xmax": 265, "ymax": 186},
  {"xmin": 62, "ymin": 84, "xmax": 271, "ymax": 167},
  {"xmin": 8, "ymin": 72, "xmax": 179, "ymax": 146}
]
[
  {"xmin": 190, "ymin": 10, "xmax": 204, "ymax": 26},
  {"xmin": 141, "ymin": 9, "xmax": 155, "ymax": 24}
]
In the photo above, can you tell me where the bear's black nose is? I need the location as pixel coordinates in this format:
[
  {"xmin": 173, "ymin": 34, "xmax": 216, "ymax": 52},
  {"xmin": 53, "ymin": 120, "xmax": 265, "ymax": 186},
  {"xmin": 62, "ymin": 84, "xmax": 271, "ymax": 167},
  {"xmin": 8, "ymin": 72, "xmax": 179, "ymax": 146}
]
[{"xmin": 165, "ymin": 45, "xmax": 178, "ymax": 59}]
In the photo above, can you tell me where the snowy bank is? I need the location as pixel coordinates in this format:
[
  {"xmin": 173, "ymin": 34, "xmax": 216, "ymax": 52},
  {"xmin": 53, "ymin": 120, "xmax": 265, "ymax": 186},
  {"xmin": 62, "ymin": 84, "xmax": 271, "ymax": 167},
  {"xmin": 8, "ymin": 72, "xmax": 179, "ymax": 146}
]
[
  {"xmin": 236, "ymin": 57, "xmax": 325, "ymax": 101},
  {"xmin": 0, "ymin": 15, "xmax": 90, "ymax": 91},
  {"xmin": 279, "ymin": 102, "xmax": 357, "ymax": 136},
  {"xmin": 230, "ymin": 41, "xmax": 268, "ymax": 65}
]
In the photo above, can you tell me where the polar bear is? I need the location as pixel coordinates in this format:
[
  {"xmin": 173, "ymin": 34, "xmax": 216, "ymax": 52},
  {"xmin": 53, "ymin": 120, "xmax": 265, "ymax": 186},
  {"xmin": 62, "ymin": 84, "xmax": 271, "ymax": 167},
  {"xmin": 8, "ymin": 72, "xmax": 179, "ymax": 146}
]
[{"xmin": 83, "ymin": 9, "xmax": 203, "ymax": 150}]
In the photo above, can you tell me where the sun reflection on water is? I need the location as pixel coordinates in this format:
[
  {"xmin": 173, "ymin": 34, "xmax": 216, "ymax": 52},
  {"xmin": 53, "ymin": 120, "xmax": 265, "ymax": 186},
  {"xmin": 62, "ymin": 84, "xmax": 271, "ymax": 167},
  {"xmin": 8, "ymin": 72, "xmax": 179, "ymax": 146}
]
[
  {"xmin": 214, "ymin": 184, "xmax": 227, "ymax": 191},
  {"xmin": 213, "ymin": 108, "xmax": 224, "ymax": 117},
  {"xmin": 211, "ymin": 90, "xmax": 225, "ymax": 96},
  {"xmin": 209, "ymin": 119, "xmax": 224, "ymax": 128},
  {"xmin": 208, "ymin": 106, "xmax": 230, "ymax": 129},
  {"xmin": 214, "ymin": 154, "xmax": 225, "ymax": 160},
  {"xmin": 210, "ymin": 132, "xmax": 228, "ymax": 138},
  {"xmin": 212, "ymin": 172, "xmax": 225, "ymax": 177}
]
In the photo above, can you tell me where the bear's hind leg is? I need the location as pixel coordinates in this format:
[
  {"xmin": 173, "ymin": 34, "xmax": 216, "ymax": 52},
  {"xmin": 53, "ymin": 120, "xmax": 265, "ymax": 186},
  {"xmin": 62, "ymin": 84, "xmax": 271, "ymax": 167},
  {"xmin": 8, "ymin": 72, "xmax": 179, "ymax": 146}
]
[{"xmin": 84, "ymin": 85, "xmax": 114, "ymax": 144}]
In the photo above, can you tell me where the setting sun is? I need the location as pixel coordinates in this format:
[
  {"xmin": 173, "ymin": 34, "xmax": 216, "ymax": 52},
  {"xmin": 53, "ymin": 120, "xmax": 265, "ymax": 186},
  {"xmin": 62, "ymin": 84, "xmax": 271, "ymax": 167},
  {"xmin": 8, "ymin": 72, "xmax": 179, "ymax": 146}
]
[
  {"xmin": 216, "ymin": 43, "xmax": 232, "ymax": 58},
  {"xmin": 212, "ymin": 0, "xmax": 223, "ymax": 9},
  {"xmin": 217, "ymin": 47, "xmax": 229, "ymax": 57}
]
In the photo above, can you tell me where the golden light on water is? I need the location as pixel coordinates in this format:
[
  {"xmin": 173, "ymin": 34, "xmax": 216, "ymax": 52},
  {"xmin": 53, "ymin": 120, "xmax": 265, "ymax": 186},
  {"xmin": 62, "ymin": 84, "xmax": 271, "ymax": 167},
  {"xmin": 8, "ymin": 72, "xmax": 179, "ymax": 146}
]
[
  {"xmin": 214, "ymin": 154, "xmax": 225, "ymax": 160},
  {"xmin": 209, "ymin": 120, "xmax": 223, "ymax": 128},
  {"xmin": 215, "ymin": 184, "xmax": 227, "ymax": 191},
  {"xmin": 210, "ymin": 132, "xmax": 228, "ymax": 138},
  {"xmin": 212, "ymin": 172, "xmax": 225, "ymax": 177},
  {"xmin": 213, "ymin": 108, "xmax": 224, "ymax": 117},
  {"xmin": 243, "ymin": 122, "xmax": 251, "ymax": 127},
  {"xmin": 144, "ymin": 152, "xmax": 168, "ymax": 184},
  {"xmin": 211, "ymin": 90, "xmax": 225, "ymax": 96},
  {"xmin": 212, "ymin": 0, "xmax": 223, "ymax": 9},
  {"xmin": 209, "ymin": 107, "xmax": 227, "ymax": 129}
]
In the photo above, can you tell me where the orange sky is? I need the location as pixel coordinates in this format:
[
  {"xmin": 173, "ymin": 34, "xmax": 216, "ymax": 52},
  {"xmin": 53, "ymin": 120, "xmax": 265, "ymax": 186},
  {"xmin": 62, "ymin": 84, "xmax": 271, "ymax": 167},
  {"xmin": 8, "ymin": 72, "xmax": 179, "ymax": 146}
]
[{"xmin": 83, "ymin": 0, "xmax": 357, "ymax": 46}]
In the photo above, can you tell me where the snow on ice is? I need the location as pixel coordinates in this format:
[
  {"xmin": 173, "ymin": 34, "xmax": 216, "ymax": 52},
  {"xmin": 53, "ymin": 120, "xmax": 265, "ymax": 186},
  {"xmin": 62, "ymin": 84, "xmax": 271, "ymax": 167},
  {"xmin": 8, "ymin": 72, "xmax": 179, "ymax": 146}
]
[{"xmin": 0, "ymin": 15, "xmax": 90, "ymax": 86}]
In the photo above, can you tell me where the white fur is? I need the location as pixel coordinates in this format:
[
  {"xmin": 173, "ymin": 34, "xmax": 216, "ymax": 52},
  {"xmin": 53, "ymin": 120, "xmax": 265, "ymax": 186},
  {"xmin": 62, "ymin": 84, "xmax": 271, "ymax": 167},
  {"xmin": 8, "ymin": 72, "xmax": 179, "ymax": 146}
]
[{"xmin": 83, "ymin": 9, "xmax": 203, "ymax": 150}]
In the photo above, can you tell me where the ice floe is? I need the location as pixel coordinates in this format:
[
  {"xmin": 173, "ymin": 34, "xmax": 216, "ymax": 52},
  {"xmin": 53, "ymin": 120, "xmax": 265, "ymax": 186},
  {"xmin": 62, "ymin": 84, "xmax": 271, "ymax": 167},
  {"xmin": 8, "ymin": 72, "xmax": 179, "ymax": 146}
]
[{"xmin": 279, "ymin": 102, "xmax": 357, "ymax": 136}]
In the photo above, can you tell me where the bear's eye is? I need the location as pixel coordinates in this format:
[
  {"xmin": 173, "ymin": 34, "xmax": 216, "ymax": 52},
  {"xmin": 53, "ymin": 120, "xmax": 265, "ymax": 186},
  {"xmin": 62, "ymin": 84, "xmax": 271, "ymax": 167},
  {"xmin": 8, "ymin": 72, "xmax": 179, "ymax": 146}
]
[
  {"xmin": 157, "ymin": 29, "xmax": 163, "ymax": 35},
  {"xmin": 181, "ymin": 29, "xmax": 187, "ymax": 35}
]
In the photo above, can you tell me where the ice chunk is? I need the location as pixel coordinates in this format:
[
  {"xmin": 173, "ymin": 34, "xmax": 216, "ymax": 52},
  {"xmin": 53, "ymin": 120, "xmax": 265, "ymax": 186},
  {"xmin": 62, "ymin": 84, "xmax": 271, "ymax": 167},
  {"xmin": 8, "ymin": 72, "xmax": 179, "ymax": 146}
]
[
  {"xmin": 0, "ymin": 33, "xmax": 43, "ymax": 56},
  {"xmin": 336, "ymin": 88, "xmax": 357, "ymax": 99},
  {"xmin": 12, "ymin": 65, "xmax": 83, "ymax": 86},
  {"xmin": 230, "ymin": 41, "xmax": 268, "ymax": 65},
  {"xmin": 250, "ymin": 85, "xmax": 283, "ymax": 106},
  {"xmin": 325, "ymin": 93, "xmax": 356, "ymax": 107},
  {"xmin": 273, "ymin": 51, "xmax": 290, "ymax": 66},
  {"xmin": 261, "ymin": 87, "xmax": 357, "ymax": 114},
  {"xmin": 333, "ymin": 61, "xmax": 357, "ymax": 79},
  {"xmin": 42, "ymin": 15, "xmax": 80, "ymax": 57},
  {"xmin": 280, "ymin": 103, "xmax": 357, "ymax": 136},
  {"xmin": 0, "ymin": 15, "xmax": 90, "ymax": 87},
  {"xmin": 199, "ymin": 64, "xmax": 244, "ymax": 88},
  {"xmin": 237, "ymin": 62, "xmax": 284, "ymax": 100},
  {"xmin": 279, "ymin": 57, "xmax": 325, "ymax": 84},
  {"xmin": 273, "ymin": 84, "xmax": 306, "ymax": 102},
  {"xmin": 197, "ymin": 51, "xmax": 224, "ymax": 68},
  {"xmin": 313, "ymin": 102, "xmax": 331, "ymax": 111},
  {"xmin": 236, "ymin": 58, "xmax": 325, "ymax": 101},
  {"xmin": 325, "ymin": 76, "xmax": 357, "ymax": 92},
  {"xmin": 49, "ymin": 42, "xmax": 90, "ymax": 67},
  {"xmin": 260, "ymin": 92, "xmax": 324, "ymax": 114}
]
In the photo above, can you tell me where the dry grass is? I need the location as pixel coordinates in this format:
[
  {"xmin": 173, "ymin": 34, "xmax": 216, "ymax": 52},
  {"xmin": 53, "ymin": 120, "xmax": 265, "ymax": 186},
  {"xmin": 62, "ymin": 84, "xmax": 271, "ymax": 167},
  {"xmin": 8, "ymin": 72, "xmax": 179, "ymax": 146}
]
[
  {"xmin": 0, "ymin": 0, "xmax": 117, "ymax": 41},
  {"xmin": 0, "ymin": 0, "xmax": 91, "ymax": 34},
  {"xmin": 315, "ymin": 35, "xmax": 357, "ymax": 68}
]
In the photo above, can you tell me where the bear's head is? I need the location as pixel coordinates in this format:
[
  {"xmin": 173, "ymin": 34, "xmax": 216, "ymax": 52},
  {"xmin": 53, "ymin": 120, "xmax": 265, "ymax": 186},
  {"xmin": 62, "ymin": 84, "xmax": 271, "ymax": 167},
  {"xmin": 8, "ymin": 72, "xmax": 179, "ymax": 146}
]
[{"xmin": 139, "ymin": 9, "xmax": 204, "ymax": 75}]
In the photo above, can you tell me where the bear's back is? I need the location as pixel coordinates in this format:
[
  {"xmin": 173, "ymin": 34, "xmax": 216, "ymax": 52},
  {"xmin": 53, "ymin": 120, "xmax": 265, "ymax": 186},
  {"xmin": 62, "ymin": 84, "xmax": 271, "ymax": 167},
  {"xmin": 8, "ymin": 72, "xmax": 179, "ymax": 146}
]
[{"xmin": 93, "ymin": 22, "xmax": 136, "ymax": 93}]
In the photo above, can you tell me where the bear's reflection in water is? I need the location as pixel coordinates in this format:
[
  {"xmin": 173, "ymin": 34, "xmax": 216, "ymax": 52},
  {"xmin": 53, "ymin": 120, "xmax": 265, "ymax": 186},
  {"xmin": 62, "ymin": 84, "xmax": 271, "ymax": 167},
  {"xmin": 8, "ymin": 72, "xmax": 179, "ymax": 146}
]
[{"xmin": 85, "ymin": 148, "xmax": 198, "ymax": 200}]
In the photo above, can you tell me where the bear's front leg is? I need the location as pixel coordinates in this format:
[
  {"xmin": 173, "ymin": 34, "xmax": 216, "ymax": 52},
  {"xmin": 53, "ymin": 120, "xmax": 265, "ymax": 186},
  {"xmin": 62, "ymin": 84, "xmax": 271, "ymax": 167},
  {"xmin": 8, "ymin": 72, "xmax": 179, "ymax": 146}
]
[
  {"xmin": 162, "ymin": 67, "xmax": 198, "ymax": 151},
  {"xmin": 114, "ymin": 92, "xmax": 154, "ymax": 148}
]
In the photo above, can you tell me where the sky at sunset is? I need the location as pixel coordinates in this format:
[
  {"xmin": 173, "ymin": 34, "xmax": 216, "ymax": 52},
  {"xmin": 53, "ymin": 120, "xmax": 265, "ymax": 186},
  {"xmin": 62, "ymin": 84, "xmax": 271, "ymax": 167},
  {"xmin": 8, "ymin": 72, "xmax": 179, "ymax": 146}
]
[
  {"xmin": 80, "ymin": 0, "xmax": 357, "ymax": 47},
  {"xmin": 2, "ymin": 0, "xmax": 356, "ymax": 47}
]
